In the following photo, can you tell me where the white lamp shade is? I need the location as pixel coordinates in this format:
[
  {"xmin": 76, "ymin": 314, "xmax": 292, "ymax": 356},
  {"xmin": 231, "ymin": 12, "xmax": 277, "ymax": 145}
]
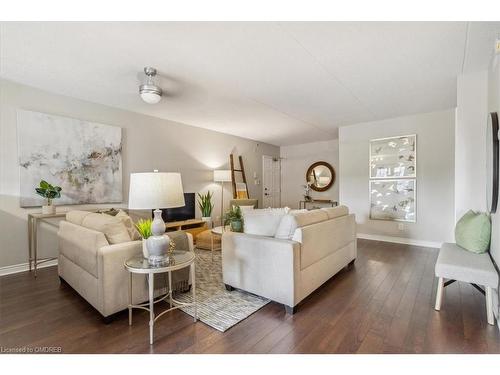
[
  {"xmin": 213, "ymin": 170, "xmax": 232, "ymax": 182},
  {"xmin": 128, "ymin": 172, "xmax": 185, "ymax": 209}
]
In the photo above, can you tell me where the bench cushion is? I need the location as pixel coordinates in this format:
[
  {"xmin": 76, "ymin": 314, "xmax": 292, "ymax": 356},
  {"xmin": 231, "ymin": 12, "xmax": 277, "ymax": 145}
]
[{"xmin": 435, "ymin": 242, "xmax": 499, "ymax": 288}]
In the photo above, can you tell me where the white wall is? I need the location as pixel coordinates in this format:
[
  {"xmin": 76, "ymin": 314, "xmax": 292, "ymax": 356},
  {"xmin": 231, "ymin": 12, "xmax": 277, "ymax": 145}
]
[
  {"xmin": 339, "ymin": 109, "xmax": 456, "ymax": 246},
  {"xmin": 455, "ymin": 70, "xmax": 489, "ymax": 221},
  {"xmin": 0, "ymin": 79, "xmax": 279, "ymax": 269},
  {"xmin": 487, "ymin": 54, "xmax": 500, "ymax": 321},
  {"xmin": 280, "ymin": 140, "xmax": 339, "ymax": 209},
  {"xmin": 454, "ymin": 58, "xmax": 500, "ymax": 322}
]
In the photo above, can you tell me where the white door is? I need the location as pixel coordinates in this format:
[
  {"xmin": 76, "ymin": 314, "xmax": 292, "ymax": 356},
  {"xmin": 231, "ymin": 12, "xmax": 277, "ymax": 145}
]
[{"xmin": 262, "ymin": 155, "xmax": 281, "ymax": 208}]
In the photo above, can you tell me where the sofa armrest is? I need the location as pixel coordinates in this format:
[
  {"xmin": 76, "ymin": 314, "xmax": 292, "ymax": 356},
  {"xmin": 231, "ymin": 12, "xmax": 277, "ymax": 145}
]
[
  {"xmin": 58, "ymin": 220, "xmax": 109, "ymax": 277},
  {"xmin": 96, "ymin": 240, "xmax": 143, "ymax": 316},
  {"xmin": 221, "ymin": 231, "xmax": 300, "ymax": 306},
  {"xmin": 186, "ymin": 232, "xmax": 194, "ymax": 252},
  {"xmin": 96, "ymin": 232, "xmax": 194, "ymax": 316},
  {"xmin": 98, "ymin": 240, "xmax": 142, "ymax": 264}
]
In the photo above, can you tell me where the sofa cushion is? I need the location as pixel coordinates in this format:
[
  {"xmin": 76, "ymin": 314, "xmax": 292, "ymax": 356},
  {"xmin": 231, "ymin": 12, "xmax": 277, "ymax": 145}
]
[
  {"xmin": 293, "ymin": 210, "xmax": 329, "ymax": 227},
  {"xmin": 435, "ymin": 242, "xmax": 498, "ymax": 287},
  {"xmin": 274, "ymin": 209, "xmax": 306, "ymax": 240},
  {"xmin": 321, "ymin": 205, "xmax": 349, "ymax": 220},
  {"xmin": 66, "ymin": 210, "xmax": 92, "ymax": 226},
  {"xmin": 275, "ymin": 209, "xmax": 329, "ymax": 240},
  {"xmin": 116, "ymin": 210, "xmax": 141, "ymax": 241},
  {"xmin": 80, "ymin": 212, "xmax": 131, "ymax": 244},
  {"xmin": 98, "ymin": 208, "xmax": 120, "ymax": 216},
  {"xmin": 274, "ymin": 214, "xmax": 297, "ymax": 240},
  {"xmin": 243, "ymin": 207, "xmax": 290, "ymax": 237}
]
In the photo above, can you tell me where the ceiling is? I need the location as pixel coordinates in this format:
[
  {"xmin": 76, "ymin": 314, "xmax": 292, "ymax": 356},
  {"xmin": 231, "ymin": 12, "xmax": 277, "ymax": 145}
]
[{"xmin": 1, "ymin": 22, "xmax": 499, "ymax": 146}]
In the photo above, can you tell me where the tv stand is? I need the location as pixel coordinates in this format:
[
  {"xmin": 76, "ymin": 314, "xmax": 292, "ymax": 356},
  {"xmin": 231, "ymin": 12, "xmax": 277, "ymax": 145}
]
[{"xmin": 165, "ymin": 219, "xmax": 208, "ymax": 242}]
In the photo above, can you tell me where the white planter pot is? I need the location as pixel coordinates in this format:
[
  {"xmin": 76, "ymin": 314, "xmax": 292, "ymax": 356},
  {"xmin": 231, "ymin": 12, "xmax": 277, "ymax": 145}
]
[
  {"xmin": 201, "ymin": 216, "xmax": 212, "ymax": 227},
  {"xmin": 42, "ymin": 205, "xmax": 55, "ymax": 215},
  {"xmin": 142, "ymin": 239, "xmax": 149, "ymax": 259}
]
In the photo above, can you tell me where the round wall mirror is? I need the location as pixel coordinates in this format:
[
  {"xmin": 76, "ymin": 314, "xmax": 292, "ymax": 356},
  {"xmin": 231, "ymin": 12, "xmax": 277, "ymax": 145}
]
[
  {"xmin": 486, "ymin": 112, "xmax": 499, "ymax": 213},
  {"xmin": 306, "ymin": 161, "xmax": 335, "ymax": 192}
]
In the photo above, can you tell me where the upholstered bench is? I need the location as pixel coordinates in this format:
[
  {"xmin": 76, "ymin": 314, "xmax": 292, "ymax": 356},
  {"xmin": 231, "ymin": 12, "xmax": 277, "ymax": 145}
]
[{"xmin": 435, "ymin": 242, "xmax": 498, "ymax": 325}]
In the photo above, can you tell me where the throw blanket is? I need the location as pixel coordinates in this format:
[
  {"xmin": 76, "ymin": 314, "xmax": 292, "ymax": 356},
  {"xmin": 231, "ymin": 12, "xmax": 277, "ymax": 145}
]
[{"xmin": 152, "ymin": 231, "xmax": 191, "ymax": 294}]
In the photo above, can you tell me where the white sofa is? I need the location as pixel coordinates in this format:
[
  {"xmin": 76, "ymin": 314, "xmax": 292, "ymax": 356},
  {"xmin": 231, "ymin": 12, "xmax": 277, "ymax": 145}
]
[
  {"xmin": 58, "ymin": 210, "xmax": 194, "ymax": 320},
  {"xmin": 222, "ymin": 206, "xmax": 356, "ymax": 313}
]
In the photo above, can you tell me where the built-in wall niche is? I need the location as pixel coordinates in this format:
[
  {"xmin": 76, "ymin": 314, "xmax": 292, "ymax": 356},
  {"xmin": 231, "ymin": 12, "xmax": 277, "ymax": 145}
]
[{"xmin": 369, "ymin": 134, "xmax": 416, "ymax": 222}]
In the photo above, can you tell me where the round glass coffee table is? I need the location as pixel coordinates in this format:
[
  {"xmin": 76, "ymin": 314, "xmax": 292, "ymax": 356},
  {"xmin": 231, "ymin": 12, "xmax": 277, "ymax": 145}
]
[{"xmin": 124, "ymin": 250, "xmax": 197, "ymax": 345}]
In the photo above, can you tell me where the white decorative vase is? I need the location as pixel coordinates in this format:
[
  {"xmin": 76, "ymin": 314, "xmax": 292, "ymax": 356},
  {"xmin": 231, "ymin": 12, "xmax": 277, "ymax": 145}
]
[
  {"xmin": 146, "ymin": 209, "xmax": 170, "ymax": 265},
  {"xmin": 147, "ymin": 234, "xmax": 170, "ymax": 265},
  {"xmin": 42, "ymin": 205, "xmax": 55, "ymax": 215},
  {"xmin": 142, "ymin": 239, "xmax": 149, "ymax": 259}
]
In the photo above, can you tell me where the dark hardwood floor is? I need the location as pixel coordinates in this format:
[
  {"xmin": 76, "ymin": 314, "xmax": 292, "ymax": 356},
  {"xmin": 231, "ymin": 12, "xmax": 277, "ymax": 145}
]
[{"xmin": 1, "ymin": 239, "xmax": 499, "ymax": 354}]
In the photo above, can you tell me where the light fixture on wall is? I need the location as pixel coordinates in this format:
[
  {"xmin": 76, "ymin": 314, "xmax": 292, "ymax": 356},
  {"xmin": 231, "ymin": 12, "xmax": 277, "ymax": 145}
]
[{"xmin": 139, "ymin": 67, "xmax": 162, "ymax": 104}]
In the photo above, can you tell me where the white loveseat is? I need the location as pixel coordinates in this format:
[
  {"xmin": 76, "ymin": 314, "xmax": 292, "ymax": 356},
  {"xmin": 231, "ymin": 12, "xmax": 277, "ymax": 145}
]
[
  {"xmin": 58, "ymin": 210, "xmax": 194, "ymax": 320},
  {"xmin": 222, "ymin": 205, "xmax": 356, "ymax": 313}
]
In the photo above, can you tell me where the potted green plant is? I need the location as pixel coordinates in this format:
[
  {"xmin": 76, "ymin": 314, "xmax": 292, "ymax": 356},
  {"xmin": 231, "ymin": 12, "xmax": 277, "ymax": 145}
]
[
  {"xmin": 197, "ymin": 191, "xmax": 214, "ymax": 225},
  {"xmin": 35, "ymin": 180, "xmax": 62, "ymax": 215},
  {"xmin": 135, "ymin": 218, "xmax": 153, "ymax": 259},
  {"xmin": 223, "ymin": 205, "xmax": 244, "ymax": 232}
]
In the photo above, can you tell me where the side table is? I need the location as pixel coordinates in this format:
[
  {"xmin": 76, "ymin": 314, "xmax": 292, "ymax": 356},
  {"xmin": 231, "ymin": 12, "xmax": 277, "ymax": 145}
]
[
  {"xmin": 211, "ymin": 226, "xmax": 229, "ymax": 259},
  {"xmin": 28, "ymin": 211, "xmax": 67, "ymax": 277},
  {"xmin": 125, "ymin": 250, "xmax": 197, "ymax": 345}
]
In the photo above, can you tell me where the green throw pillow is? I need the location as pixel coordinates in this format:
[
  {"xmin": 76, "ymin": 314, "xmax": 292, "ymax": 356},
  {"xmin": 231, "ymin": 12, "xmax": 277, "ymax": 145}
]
[{"xmin": 455, "ymin": 210, "xmax": 491, "ymax": 253}]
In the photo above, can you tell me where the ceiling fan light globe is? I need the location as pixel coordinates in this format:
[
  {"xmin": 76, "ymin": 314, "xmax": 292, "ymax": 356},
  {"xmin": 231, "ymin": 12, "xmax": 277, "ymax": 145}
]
[
  {"xmin": 140, "ymin": 92, "xmax": 161, "ymax": 104},
  {"xmin": 139, "ymin": 67, "xmax": 162, "ymax": 104},
  {"xmin": 139, "ymin": 85, "xmax": 162, "ymax": 104}
]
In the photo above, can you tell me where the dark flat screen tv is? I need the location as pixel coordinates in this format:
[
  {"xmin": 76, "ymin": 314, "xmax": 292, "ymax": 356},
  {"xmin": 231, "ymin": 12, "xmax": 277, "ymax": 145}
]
[{"xmin": 156, "ymin": 192, "xmax": 195, "ymax": 222}]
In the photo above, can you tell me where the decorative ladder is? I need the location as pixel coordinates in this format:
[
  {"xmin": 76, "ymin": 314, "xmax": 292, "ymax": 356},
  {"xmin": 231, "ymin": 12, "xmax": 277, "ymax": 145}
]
[{"xmin": 229, "ymin": 154, "xmax": 250, "ymax": 199}]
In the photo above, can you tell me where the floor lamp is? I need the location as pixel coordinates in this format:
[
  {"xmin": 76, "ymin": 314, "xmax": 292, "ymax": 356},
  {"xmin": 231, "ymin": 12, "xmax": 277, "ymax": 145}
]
[{"xmin": 213, "ymin": 170, "xmax": 232, "ymax": 227}]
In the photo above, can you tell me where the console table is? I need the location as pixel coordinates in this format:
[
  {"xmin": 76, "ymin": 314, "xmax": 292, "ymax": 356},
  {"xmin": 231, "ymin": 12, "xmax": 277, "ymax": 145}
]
[
  {"xmin": 299, "ymin": 199, "xmax": 338, "ymax": 209},
  {"xmin": 28, "ymin": 211, "xmax": 67, "ymax": 277},
  {"xmin": 28, "ymin": 209, "xmax": 99, "ymax": 277}
]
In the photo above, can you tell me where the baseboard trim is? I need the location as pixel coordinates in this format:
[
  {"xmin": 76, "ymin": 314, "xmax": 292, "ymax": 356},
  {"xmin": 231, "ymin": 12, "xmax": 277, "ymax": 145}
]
[
  {"xmin": 0, "ymin": 259, "xmax": 58, "ymax": 276},
  {"xmin": 357, "ymin": 233, "xmax": 442, "ymax": 249}
]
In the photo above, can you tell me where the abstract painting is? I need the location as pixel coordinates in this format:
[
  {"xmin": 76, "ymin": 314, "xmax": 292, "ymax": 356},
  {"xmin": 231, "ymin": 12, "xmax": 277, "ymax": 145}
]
[
  {"xmin": 17, "ymin": 110, "xmax": 122, "ymax": 207},
  {"xmin": 369, "ymin": 179, "xmax": 416, "ymax": 222},
  {"xmin": 370, "ymin": 134, "xmax": 416, "ymax": 178}
]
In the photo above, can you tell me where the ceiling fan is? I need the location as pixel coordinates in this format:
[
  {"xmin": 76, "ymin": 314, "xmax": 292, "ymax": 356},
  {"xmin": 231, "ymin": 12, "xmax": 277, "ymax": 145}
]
[{"xmin": 139, "ymin": 66, "xmax": 162, "ymax": 104}]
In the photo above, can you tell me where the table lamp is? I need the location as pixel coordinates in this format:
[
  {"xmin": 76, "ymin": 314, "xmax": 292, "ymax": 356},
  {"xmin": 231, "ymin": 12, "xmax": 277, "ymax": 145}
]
[
  {"xmin": 129, "ymin": 171, "xmax": 185, "ymax": 265},
  {"xmin": 213, "ymin": 170, "xmax": 232, "ymax": 226}
]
